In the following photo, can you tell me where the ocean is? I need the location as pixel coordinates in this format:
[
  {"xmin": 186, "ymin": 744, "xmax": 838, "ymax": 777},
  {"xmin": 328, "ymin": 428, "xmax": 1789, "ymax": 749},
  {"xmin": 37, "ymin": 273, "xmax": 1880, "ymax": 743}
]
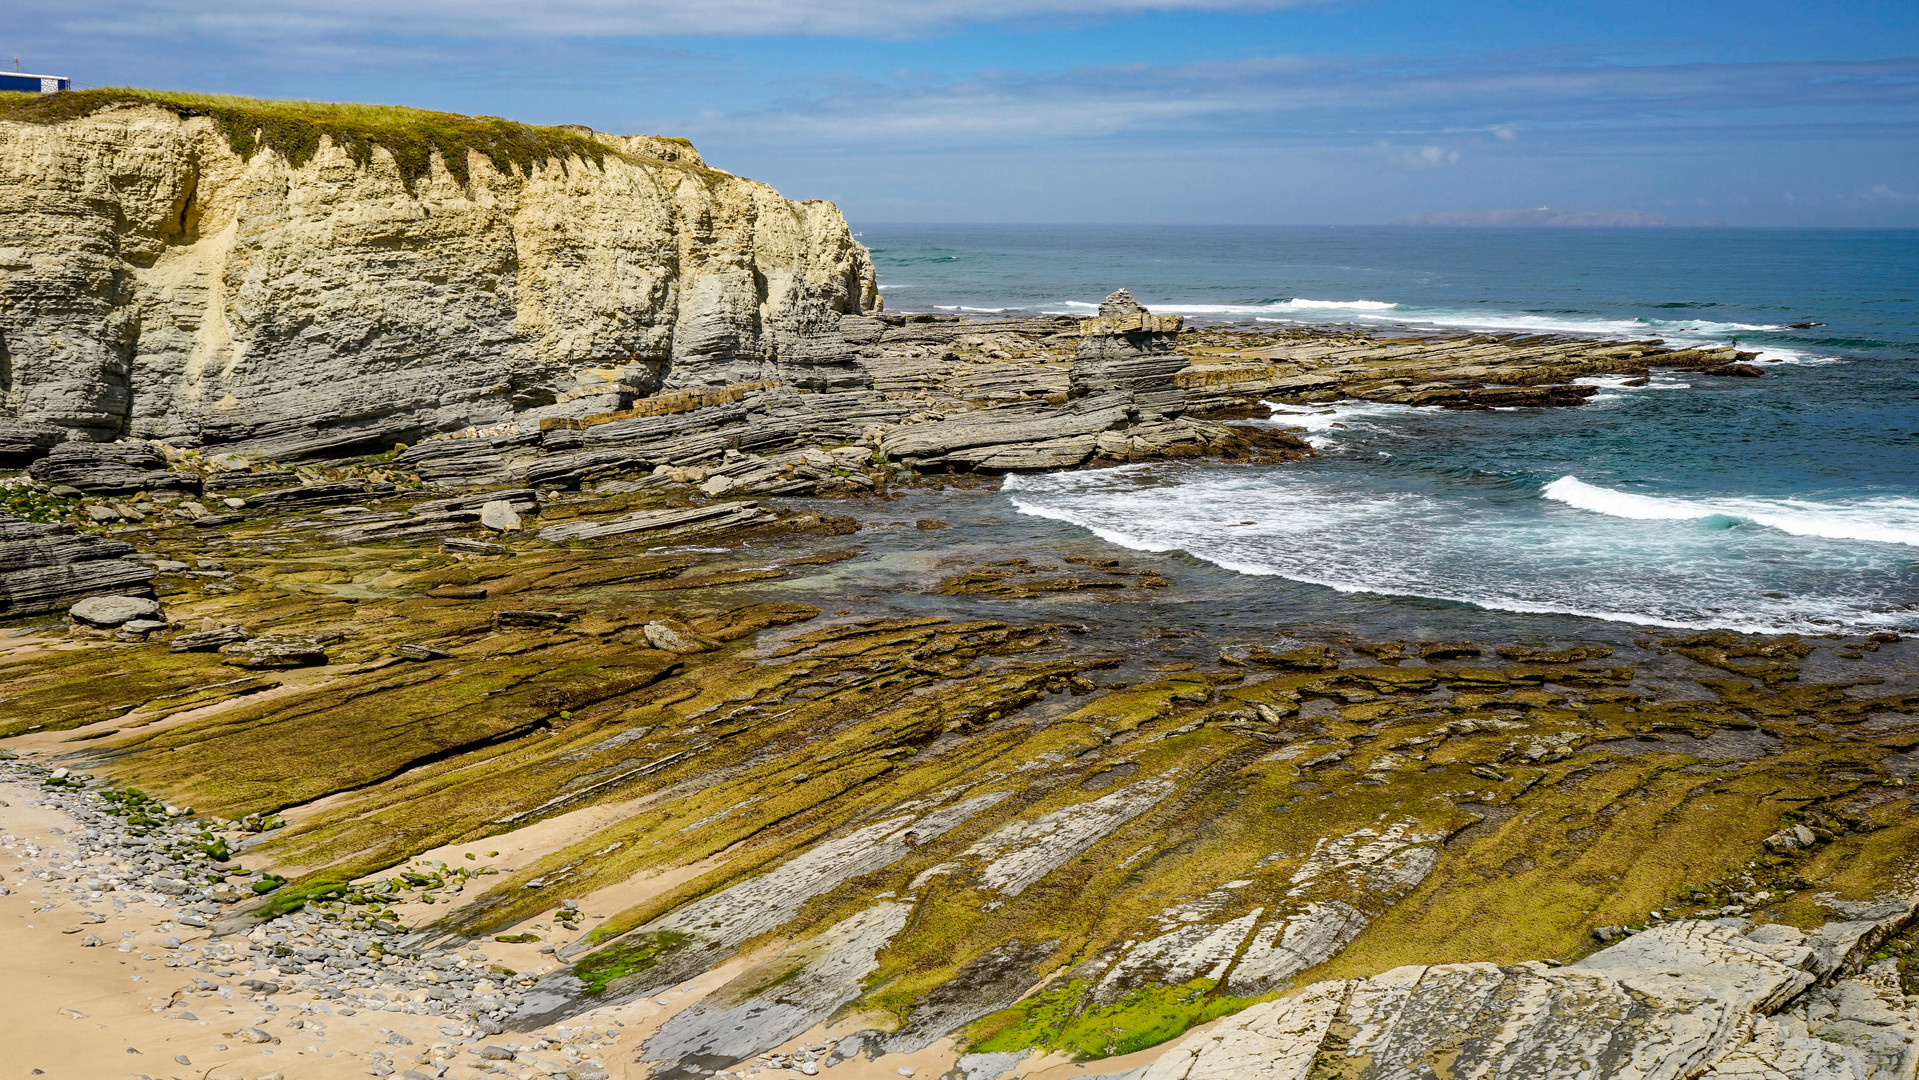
[{"xmin": 858, "ymin": 225, "xmax": 1919, "ymax": 636}]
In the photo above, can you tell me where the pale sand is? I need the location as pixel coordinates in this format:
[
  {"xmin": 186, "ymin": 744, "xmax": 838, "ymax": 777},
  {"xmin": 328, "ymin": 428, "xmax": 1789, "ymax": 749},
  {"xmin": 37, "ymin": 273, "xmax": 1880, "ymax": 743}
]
[
  {"xmin": 0, "ymin": 774, "xmax": 1200, "ymax": 1080},
  {"xmin": 0, "ymin": 774, "xmax": 704, "ymax": 1079}
]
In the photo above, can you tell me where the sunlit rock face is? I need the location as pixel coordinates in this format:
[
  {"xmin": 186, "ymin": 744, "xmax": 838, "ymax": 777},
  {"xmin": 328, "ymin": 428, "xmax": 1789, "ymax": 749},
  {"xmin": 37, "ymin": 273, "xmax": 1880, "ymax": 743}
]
[{"xmin": 0, "ymin": 105, "xmax": 878, "ymax": 459}]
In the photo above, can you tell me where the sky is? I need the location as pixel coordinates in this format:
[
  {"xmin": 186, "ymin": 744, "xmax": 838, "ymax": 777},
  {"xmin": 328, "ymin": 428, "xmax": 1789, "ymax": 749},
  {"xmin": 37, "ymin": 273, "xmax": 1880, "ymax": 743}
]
[{"xmin": 9, "ymin": 0, "xmax": 1919, "ymax": 225}]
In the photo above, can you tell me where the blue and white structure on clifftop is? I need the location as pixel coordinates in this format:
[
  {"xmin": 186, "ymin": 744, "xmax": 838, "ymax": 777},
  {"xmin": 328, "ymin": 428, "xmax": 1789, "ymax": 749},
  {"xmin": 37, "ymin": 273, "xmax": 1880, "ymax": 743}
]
[{"xmin": 0, "ymin": 71, "xmax": 70, "ymax": 93}]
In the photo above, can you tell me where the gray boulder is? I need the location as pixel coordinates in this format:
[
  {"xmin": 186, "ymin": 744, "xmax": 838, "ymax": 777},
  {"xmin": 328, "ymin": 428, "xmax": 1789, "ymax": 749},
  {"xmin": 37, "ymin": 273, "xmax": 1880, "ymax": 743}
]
[
  {"xmin": 478, "ymin": 500, "xmax": 523, "ymax": 533},
  {"xmin": 642, "ymin": 622, "xmax": 713, "ymax": 655},
  {"xmin": 68, "ymin": 595, "xmax": 163, "ymax": 627}
]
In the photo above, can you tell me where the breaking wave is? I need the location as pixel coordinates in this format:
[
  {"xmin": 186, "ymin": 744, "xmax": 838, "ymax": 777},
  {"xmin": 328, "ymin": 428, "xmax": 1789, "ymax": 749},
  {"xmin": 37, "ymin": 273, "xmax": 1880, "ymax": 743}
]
[{"xmin": 1542, "ymin": 477, "xmax": 1919, "ymax": 547}]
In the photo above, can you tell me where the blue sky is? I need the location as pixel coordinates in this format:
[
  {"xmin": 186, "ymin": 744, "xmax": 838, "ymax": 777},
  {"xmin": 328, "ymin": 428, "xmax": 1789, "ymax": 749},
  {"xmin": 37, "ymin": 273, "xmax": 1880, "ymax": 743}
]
[{"xmin": 11, "ymin": 0, "xmax": 1919, "ymax": 224}]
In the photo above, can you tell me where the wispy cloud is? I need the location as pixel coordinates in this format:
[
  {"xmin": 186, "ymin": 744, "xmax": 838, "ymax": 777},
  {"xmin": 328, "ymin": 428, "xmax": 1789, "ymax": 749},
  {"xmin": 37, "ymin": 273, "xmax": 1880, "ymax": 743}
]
[
  {"xmin": 1375, "ymin": 141, "xmax": 1462, "ymax": 170},
  {"xmin": 676, "ymin": 52, "xmax": 1919, "ymax": 159},
  {"xmin": 52, "ymin": 0, "xmax": 1328, "ymax": 41}
]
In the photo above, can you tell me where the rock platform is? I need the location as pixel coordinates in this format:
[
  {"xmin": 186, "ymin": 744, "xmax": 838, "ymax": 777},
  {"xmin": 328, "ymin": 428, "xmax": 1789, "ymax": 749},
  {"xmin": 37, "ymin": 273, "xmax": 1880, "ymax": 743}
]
[{"xmin": 0, "ymin": 297, "xmax": 1912, "ymax": 1080}]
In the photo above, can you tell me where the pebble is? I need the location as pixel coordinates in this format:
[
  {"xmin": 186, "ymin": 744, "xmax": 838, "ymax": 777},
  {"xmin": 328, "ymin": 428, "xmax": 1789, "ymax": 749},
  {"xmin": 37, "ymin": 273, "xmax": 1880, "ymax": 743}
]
[{"xmin": 1, "ymin": 758, "xmax": 613, "ymax": 1080}]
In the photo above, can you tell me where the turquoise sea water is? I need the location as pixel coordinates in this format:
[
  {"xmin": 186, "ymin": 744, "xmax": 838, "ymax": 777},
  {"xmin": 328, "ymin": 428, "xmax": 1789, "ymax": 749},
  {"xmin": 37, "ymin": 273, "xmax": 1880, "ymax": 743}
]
[{"xmin": 861, "ymin": 226, "xmax": 1919, "ymax": 635}]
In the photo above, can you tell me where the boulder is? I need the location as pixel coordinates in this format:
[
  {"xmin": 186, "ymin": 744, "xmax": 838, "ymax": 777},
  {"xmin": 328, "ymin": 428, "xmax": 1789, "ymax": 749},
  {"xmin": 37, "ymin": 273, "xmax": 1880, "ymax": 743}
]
[
  {"xmin": 642, "ymin": 622, "xmax": 713, "ymax": 655},
  {"xmin": 478, "ymin": 500, "xmax": 523, "ymax": 533},
  {"xmin": 116, "ymin": 617, "xmax": 170, "ymax": 639},
  {"xmin": 220, "ymin": 635, "xmax": 329, "ymax": 668},
  {"xmin": 1764, "ymin": 823, "xmax": 1818, "ymax": 853}
]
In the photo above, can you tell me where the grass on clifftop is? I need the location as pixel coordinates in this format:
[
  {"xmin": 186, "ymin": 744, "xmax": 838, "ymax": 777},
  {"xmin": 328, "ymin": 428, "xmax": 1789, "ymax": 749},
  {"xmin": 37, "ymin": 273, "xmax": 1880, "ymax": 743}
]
[{"xmin": 0, "ymin": 88, "xmax": 616, "ymax": 189}]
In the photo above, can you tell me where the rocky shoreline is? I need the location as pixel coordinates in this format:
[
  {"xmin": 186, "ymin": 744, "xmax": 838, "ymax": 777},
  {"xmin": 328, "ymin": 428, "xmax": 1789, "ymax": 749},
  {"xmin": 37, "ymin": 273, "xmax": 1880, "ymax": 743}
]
[
  {"xmin": 4, "ymin": 288, "xmax": 1775, "ymax": 621},
  {"xmin": 2, "ymin": 294, "xmax": 1916, "ymax": 1080}
]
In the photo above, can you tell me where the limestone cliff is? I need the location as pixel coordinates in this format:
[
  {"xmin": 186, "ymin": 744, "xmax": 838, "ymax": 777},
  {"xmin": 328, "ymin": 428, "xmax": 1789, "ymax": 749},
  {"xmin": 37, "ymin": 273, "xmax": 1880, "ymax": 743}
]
[{"xmin": 0, "ymin": 100, "xmax": 878, "ymax": 460}]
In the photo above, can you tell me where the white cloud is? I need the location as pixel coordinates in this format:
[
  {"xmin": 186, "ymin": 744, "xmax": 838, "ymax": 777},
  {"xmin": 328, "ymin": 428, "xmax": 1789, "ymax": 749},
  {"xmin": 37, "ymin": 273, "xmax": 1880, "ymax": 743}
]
[{"xmin": 1375, "ymin": 140, "xmax": 1461, "ymax": 169}]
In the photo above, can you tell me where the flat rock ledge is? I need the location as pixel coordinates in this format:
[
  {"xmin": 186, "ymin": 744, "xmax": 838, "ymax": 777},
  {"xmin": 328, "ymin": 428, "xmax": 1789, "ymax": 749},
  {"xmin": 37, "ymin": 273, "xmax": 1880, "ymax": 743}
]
[{"xmin": 1135, "ymin": 913, "xmax": 1919, "ymax": 1080}]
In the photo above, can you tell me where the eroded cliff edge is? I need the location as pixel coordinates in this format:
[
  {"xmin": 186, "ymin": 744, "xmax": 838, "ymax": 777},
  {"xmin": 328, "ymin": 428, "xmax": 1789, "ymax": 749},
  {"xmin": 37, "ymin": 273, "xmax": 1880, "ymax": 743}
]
[{"xmin": 0, "ymin": 96, "xmax": 879, "ymax": 459}]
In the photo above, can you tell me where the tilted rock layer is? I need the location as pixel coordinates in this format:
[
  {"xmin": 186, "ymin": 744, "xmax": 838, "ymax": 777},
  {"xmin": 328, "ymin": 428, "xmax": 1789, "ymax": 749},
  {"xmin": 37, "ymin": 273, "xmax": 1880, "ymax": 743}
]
[{"xmin": 0, "ymin": 103, "xmax": 878, "ymax": 459}]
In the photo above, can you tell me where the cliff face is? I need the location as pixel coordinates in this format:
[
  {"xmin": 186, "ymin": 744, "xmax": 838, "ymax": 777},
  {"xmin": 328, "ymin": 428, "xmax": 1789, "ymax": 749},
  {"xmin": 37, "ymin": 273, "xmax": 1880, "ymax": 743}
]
[{"xmin": 0, "ymin": 103, "xmax": 878, "ymax": 460}]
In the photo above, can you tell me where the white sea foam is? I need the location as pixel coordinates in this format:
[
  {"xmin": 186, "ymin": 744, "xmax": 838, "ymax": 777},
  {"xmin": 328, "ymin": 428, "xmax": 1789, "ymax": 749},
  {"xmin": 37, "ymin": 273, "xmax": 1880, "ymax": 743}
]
[
  {"xmin": 1542, "ymin": 477, "xmax": 1919, "ymax": 547},
  {"xmin": 1262, "ymin": 298, "xmax": 1397, "ymax": 313},
  {"xmin": 1259, "ymin": 400, "xmax": 1415, "ymax": 447},
  {"xmin": 1036, "ymin": 297, "xmax": 1837, "ymax": 363},
  {"xmin": 1001, "ymin": 467, "xmax": 1917, "ymax": 636},
  {"xmin": 1055, "ymin": 297, "xmax": 1397, "ymax": 317},
  {"xmin": 1574, "ymin": 375, "xmax": 1692, "ymax": 390}
]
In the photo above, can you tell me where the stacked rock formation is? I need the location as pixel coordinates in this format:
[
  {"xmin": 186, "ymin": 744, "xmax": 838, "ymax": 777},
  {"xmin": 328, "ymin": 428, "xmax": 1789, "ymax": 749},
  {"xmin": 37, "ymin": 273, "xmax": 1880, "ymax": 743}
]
[
  {"xmin": 1070, "ymin": 288, "xmax": 1188, "ymax": 420},
  {"xmin": 0, "ymin": 102, "xmax": 878, "ymax": 461},
  {"xmin": 27, "ymin": 442, "xmax": 201, "ymax": 495},
  {"xmin": 0, "ymin": 513, "xmax": 155, "ymax": 617}
]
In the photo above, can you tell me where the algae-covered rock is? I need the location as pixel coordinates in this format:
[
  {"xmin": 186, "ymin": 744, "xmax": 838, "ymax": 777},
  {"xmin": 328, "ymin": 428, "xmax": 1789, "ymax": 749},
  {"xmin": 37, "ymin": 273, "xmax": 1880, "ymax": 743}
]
[{"xmin": 220, "ymin": 635, "xmax": 329, "ymax": 668}]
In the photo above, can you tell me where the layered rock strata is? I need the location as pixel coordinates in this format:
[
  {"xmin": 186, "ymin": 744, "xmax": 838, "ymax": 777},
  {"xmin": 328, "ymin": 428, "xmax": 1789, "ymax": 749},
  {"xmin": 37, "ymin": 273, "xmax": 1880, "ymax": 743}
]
[
  {"xmin": 0, "ymin": 101, "xmax": 878, "ymax": 459},
  {"xmin": 0, "ymin": 512, "xmax": 155, "ymax": 617},
  {"xmin": 1145, "ymin": 913, "xmax": 1919, "ymax": 1080},
  {"xmin": 1070, "ymin": 288, "xmax": 1188, "ymax": 419}
]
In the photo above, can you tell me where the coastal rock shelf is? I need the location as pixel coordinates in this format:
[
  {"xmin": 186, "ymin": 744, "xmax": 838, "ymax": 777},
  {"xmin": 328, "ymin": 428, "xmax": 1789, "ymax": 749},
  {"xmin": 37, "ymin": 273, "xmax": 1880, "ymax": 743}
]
[{"xmin": 0, "ymin": 442, "xmax": 1914, "ymax": 1077}]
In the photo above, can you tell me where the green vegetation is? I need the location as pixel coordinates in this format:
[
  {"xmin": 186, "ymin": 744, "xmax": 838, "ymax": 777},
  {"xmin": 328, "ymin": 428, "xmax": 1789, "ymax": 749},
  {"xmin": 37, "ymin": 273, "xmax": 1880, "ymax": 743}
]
[
  {"xmin": 0, "ymin": 482, "xmax": 77, "ymax": 525},
  {"xmin": 0, "ymin": 88, "xmax": 617, "ymax": 189},
  {"xmin": 99, "ymin": 786, "xmax": 171, "ymax": 826},
  {"xmin": 572, "ymin": 930, "xmax": 693, "ymax": 995},
  {"xmin": 969, "ymin": 979, "xmax": 1259, "ymax": 1060}
]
